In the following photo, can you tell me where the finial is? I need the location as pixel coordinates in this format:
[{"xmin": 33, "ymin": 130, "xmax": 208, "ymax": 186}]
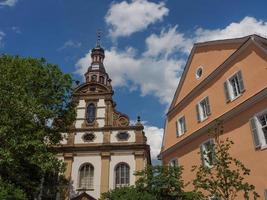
[{"xmin": 96, "ymin": 29, "xmax": 102, "ymax": 47}]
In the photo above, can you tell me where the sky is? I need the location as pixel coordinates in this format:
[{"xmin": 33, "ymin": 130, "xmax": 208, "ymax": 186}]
[{"xmin": 1, "ymin": 0, "xmax": 267, "ymax": 161}]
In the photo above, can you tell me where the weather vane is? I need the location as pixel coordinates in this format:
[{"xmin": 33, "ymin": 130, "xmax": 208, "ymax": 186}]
[{"xmin": 96, "ymin": 29, "xmax": 102, "ymax": 47}]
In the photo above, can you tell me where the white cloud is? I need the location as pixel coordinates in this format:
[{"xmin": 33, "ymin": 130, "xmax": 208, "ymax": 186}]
[
  {"xmin": 77, "ymin": 16, "xmax": 267, "ymax": 106},
  {"xmin": 58, "ymin": 40, "xmax": 81, "ymax": 51},
  {"xmin": 194, "ymin": 16, "xmax": 267, "ymax": 43},
  {"xmin": 0, "ymin": 0, "xmax": 18, "ymax": 7},
  {"xmin": 105, "ymin": 0, "xmax": 169, "ymax": 39},
  {"xmin": 144, "ymin": 125, "xmax": 164, "ymax": 159},
  {"xmin": 0, "ymin": 31, "xmax": 5, "ymax": 48},
  {"xmin": 76, "ymin": 46, "xmax": 184, "ymax": 105}
]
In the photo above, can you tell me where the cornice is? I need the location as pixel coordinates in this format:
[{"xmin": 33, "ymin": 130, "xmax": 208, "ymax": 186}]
[
  {"xmin": 69, "ymin": 125, "xmax": 144, "ymax": 132},
  {"xmin": 159, "ymin": 87, "xmax": 267, "ymax": 159}
]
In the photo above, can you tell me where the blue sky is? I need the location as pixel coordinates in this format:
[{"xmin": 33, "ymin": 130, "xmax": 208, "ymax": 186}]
[{"xmin": 1, "ymin": 0, "xmax": 267, "ymax": 159}]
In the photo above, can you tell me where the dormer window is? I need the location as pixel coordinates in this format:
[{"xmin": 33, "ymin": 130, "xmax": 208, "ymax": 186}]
[{"xmin": 86, "ymin": 103, "xmax": 96, "ymax": 124}]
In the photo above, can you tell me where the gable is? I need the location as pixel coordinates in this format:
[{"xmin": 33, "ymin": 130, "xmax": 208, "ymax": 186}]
[{"xmin": 173, "ymin": 42, "xmax": 242, "ymax": 107}]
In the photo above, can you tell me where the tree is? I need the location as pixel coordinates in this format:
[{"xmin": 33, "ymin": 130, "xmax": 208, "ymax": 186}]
[
  {"xmin": 100, "ymin": 186, "xmax": 156, "ymax": 200},
  {"xmin": 101, "ymin": 165, "xmax": 202, "ymax": 200},
  {"xmin": 0, "ymin": 55, "xmax": 75, "ymax": 199},
  {"xmin": 192, "ymin": 121, "xmax": 259, "ymax": 200}
]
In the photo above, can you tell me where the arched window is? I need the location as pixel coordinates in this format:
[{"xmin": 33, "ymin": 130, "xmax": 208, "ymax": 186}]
[
  {"xmin": 79, "ymin": 163, "xmax": 94, "ymax": 189},
  {"xmin": 86, "ymin": 103, "xmax": 96, "ymax": 124},
  {"xmin": 115, "ymin": 163, "xmax": 130, "ymax": 187}
]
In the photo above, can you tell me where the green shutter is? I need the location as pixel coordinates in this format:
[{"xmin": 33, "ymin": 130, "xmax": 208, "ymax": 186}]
[
  {"xmin": 224, "ymin": 81, "xmax": 231, "ymax": 103},
  {"xmin": 205, "ymin": 97, "xmax": 211, "ymax": 116},
  {"xmin": 237, "ymin": 70, "xmax": 245, "ymax": 93},
  {"xmin": 196, "ymin": 104, "xmax": 201, "ymax": 122},
  {"xmin": 249, "ymin": 117, "xmax": 261, "ymax": 149}
]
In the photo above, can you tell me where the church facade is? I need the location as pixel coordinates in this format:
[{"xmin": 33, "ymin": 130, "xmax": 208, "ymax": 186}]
[{"xmin": 56, "ymin": 43, "xmax": 151, "ymax": 200}]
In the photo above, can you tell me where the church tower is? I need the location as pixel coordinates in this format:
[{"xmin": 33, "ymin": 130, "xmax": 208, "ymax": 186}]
[{"xmin": 57, "ymin": 36, "xmax": 151, "ymax": 200}]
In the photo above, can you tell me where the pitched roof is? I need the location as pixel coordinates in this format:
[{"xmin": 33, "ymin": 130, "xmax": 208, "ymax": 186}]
[
  {"xmin": 168, "ymin": 34, "xmax": 267, "ymax": 115},
  {"xmin": 71, "ymin": 192, "xmax": 97, "ymax": 200}
]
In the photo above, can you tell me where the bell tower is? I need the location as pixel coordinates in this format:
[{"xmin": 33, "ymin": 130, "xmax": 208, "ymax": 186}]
[{"xmin": 84, "ymin": 31, "xmax": 111, "ymax": 87}]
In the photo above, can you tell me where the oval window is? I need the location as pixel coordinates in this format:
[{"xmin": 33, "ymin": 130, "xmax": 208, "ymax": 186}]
[
  {"xmin": 196, "ymin": 66, "xmax": 203, "ymax": 79},
  {"xmin": 116, "ymin": 132, "xmax": 129, "ymax": 141},
  {"xmin": 83, "ymin": 133, "xmax": 96, "ymax": 142},
  {"xmin": 87, "ymin": 103, "xmax": 96, "ymax": 124}
]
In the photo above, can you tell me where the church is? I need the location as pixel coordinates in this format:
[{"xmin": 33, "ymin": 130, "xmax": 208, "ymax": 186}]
[{"xmin": 56, "ymin": 40, "xmax": 151, "ymax": 200}]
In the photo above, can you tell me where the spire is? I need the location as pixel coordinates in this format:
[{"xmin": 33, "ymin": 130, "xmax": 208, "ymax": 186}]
[{"xmin": 96, "ymin": 29, "xmax": 101, "ymax": 47}]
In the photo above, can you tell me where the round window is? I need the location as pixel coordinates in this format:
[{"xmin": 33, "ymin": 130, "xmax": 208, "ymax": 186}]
[
  {"xmin": 196, "ymin": 66, "xmax": 203, "ymax": 79},
  {"xmin": 116, "ymin": 132, "xmax": 129, "ymax": 141},
  {"xmin": 82, "ymin": 133, "xmax": 96, "ymax": 142}
]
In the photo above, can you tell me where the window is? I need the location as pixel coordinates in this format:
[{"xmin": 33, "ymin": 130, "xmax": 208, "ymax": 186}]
[
  {"xmin": 200, "ymin": 139, "xmax": 215, "ymax": 168},
  {"xmin": 79, "ymin": 163, "xmax": 94, "ymax": 189},
  {"xmin": 86, "ymin": 103, "xmax": 96, "ymax": 124},
  {"xmin": 209, "ymin": 196, "xmax": 221, "ymax": 200},
  {"xmin": 116, "ymin": 132, "xmax": 130, "ymax": 141},
  {"xmin": 91, "ymin": 75, "xmax": 97, "ymax": 82},
  {"xmin": 250, "ymin": 109, "xmax": 267, "ymax": 149},
  {"xmin": 224, "ymin": 70, "xmax": 245, "ymax": 102},
  {"xmin": 264, "ymin": 189, "xmax": 267, "ymax": 200},
  {"xmin": 176, "ymin": 116, "xmax": 186, "ymax": 136},
  {"xmin": 115, "ymin": 163, "xmax": 130, "ymax": 188},
  {"xmin": 99, "ymin": 76, "xmax": 105, "ymax": 84},
  {"xmin": 169, "ymin": 158, "xmax": 178, "ymax": 167},
  {"xmin": 82, "ymin": 133, "xmax": 96, "ymax": 142},
  {"xmin": 196, "ymin": 97, "xmax": 211, "ymax": 122},
  {"xmin": 196, "ymin": 66, "xmax": 203, "ymax": 79}
]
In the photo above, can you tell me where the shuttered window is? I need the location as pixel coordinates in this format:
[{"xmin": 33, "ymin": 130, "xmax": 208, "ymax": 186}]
[
  {"xmin": 250, "ymin": 110, "xmax": 267, "ymax": 149},
  {"xmin": 224, "ymin": 70, "xmax": 245, "ymax": 102},
  {"xmin": 200, "ymin": 139, "xmax": 215, "ymax": 168},
  {"xmin": 176, "ymin": 116, "xmax": 186, "ymax": 136},
  {"xmin": 196, "ymin": 97, "xmax": 211, "ymax": 122},
  {"xmin": 169, "ymin": 158, "xmax": 178, "ymax": 167}
]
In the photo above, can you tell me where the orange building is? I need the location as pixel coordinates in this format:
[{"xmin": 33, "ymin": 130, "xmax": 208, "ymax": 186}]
[{"xmin": 159, "ymin": 35, "xmax": 267, "ymax": 199}]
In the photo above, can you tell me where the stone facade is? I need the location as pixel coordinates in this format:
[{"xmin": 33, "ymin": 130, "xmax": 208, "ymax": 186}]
[{"xmin": 56, "ymin": 43, "xmax": 151, "ymax": 200}]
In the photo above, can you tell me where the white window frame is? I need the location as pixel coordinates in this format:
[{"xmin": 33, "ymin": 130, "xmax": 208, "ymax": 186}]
[
  {"xmin": 168, "ymin": 158, "xmax": 178, "ymax": 167},
  {"xmin": 78, "ymin": 163, "xmax": 94, "ymax": 190},
  {"xmin": 176, "ymin": 116, "xmax": 186, "ymax": 137},
  {"xmin": 200, "ymin": 139, "xmax": 215, "ymax": 168},
  {"xmin": 197, "ymin": 96, "xmax": 211, "ymax": 122},
  {"xmin": 224, "ymin": 70, "xmax": 245, "ymax": 102},
  {"xmin": 252, "ymin": 108, "xmax": 267, "ymax": 149},
  {"xmin": 114, "ymin": 163, "xmax": 130, "ymax": 188}
]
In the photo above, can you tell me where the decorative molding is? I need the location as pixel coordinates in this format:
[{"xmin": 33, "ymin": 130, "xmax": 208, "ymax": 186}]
[{"xmin": 159, "ymin": 88, "xmax": 267, "ymax": 159}]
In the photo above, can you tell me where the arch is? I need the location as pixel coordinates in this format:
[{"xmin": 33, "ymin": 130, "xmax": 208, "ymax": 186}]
[
  {"xmin": 78, "ymin": 163, "xmax": 94, "ymax": 189},
  {"xmin": 114, "ymin": 162, "xmax": 130, "ymax": 188},
  {"xmin": 86, "ymin": 103, "xmax": 96, "ymax": 124}
]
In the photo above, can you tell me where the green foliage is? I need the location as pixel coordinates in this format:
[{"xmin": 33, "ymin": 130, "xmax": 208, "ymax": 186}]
[
  {"xmin": 192, "ymin": 121, "xmax": 259, "ymax": 200},
  {"xmin": 101, "ymin": 165, "xmax": 202, "ymax": 200},
  {"xmin": 0, "ymin": 55, "xmax": 75, "ymax": 199},
  {"xmin": 0, "ymin": 178, "xmax": 27, "ymax": 200},
  {"xmin": 100, "ymin": 186, "xmax": 156, "ymax": 200}
]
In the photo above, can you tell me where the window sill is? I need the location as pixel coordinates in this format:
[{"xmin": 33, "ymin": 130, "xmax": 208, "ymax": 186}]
[
  {"xmin": 229, "ymin": 93, "xmax": 243, "ymax": 102},
  {"xmin": 199, "ymin": 116, "xmax": 209, "ymax": 123},
  {"xmin": 176, "ymin": 132, "xmax": 185, "ymax": 138},
  {"xmin": 260, "ymin": 145, "xmax": 267, "ymax": 150}
]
